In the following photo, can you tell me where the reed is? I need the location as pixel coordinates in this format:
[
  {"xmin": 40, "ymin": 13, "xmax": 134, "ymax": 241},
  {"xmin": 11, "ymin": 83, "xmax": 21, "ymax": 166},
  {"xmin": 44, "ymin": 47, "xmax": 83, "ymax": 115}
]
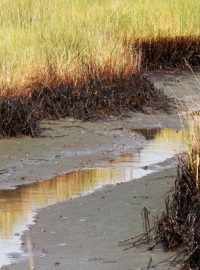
[
  {"xmin": 1, "ymin": 0, "xmax": 200, "ymax": 137},
  {"xmin": 0, "ymin": 0, "xmax": 200, "ymax": 95}
]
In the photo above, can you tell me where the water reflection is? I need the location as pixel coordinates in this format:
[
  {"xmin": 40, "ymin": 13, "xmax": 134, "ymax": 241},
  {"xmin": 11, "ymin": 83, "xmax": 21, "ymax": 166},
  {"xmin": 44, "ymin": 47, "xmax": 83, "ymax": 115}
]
[
  {"xmin": 0, "ymin": 128, "xmax": 189, "ymax": 266},
  {"xmin": 132, "ymin": 128, "xmax": 161, "ymax": 140}
]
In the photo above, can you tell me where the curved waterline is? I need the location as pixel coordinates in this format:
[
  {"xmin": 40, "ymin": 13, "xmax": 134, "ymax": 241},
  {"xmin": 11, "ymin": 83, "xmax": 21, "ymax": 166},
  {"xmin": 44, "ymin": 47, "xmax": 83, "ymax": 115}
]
[{"xmin": 0, "ymin": 128, "xmax": 189, "ymax": 266}]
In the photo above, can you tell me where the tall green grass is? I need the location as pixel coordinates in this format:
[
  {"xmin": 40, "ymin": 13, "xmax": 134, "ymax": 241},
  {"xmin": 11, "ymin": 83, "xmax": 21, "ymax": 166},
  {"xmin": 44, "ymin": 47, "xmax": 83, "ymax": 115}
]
[{"xmin": 0, "ymin": 0, "xmax": 200, "ymax": 95}]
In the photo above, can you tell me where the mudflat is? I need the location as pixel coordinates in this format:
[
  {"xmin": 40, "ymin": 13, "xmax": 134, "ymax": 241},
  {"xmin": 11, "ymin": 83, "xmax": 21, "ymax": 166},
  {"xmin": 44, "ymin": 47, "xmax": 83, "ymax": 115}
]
[
  {"xmin": 0, "ymin": 111, "xmax": 179, "ymax": 190},
  {"xmin": 5, "ymin": 167, "xmax": 176, "ymax": 270}
]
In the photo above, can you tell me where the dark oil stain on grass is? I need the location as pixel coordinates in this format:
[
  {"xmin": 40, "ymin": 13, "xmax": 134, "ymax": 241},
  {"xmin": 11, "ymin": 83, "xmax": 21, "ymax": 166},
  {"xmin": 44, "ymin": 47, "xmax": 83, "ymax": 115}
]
[
  {"xmin": 134, "ymin": 36, "xmax": 200, "ymax": 70},
  {"xmin": 1, "ymin": 35, "xmax": 200, "ymax": 138},
  {"xmin": 0, "ymin": 74, "xmax": 168, "ymax": 138}
]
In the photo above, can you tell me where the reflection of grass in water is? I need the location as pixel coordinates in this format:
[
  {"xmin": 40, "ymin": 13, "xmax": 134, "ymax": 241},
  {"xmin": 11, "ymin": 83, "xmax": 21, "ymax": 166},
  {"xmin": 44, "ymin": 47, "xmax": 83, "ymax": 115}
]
[
  {"xmin": 0, "ymin": 167, "xmax": 125, "ymax": 237},
  {"xmin": 158, "ymin": 128, "xmax": 190, "ymax": 145},
  {"xmin": 133, "ymin": 128, "xmax": 161, "ymax": 140},
  {"xmin": 0, "ymin": 0, "xmax": 200, "ymax": 94},
  {"xmin": 135, "ymin": 128, "xmax": 190, "ymax": 147}
]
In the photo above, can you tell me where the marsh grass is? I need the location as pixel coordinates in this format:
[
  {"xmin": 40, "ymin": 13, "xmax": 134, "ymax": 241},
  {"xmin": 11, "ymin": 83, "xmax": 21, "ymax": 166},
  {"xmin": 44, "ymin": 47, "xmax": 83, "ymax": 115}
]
[
  {"xmin": 1, "ymin": 0, "xmax": 200, "ymax": 136},
  {"xmin": 0, "ymin": 0, "xmax": 200, "ymax": 94}
]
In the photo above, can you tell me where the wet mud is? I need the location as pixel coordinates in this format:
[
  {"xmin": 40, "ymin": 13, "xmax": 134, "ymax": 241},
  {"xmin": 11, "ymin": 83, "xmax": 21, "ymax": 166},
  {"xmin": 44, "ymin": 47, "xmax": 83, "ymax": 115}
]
[
  {"xmin": 4, "ymin": 168, "xmax": 177, "ymax": 270},
  {"xmin": 0, "ymin": 70, "xmax": 200, "ymax": 269}
]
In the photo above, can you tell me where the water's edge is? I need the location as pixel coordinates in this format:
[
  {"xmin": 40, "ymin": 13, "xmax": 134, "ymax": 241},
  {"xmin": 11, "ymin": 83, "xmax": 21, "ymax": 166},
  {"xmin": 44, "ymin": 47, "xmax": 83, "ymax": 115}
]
[{"xmin": 0, "ymin": 128, "xmax": 189, "ymax": 268}]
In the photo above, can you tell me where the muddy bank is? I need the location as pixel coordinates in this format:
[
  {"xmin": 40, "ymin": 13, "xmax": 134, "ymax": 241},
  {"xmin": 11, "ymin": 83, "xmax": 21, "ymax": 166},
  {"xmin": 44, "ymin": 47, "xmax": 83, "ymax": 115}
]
[
  {"xmin": 4, "ymin": 167, "xmax": 176, "ymax": 270},
  {"xmin": 0, "ymin": 112, "xmax": 180, "ymax": 190},
  {"xmin": 148, "ymin": 70, "xmax": 200, "ymax": 112}
]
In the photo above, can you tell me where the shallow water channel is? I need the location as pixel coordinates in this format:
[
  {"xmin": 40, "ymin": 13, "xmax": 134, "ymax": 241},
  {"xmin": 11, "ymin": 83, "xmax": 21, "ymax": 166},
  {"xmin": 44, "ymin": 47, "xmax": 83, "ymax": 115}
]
[{"xmin": 0, "ymin": 128, "xmax": 189, "ymax": 267}]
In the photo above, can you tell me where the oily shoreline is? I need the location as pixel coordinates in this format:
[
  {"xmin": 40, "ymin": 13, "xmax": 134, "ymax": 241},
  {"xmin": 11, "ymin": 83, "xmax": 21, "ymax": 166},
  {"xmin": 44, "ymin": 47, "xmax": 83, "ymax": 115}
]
[
  {"xmin": 0, "ymin": 73, "xmax": 168, "ymax": 138},
  {"xmin": 1, "ymin": 36, "xmax": 200, "ymax": 138}
]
